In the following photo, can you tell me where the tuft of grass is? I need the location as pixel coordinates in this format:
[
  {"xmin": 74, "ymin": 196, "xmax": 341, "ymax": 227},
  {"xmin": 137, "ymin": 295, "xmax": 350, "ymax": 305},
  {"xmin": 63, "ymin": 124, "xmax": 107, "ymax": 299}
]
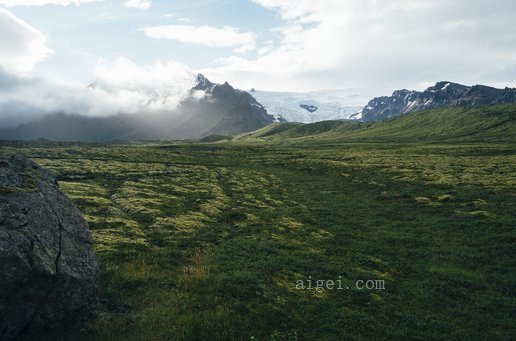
[{"xmin": 436, "ymin": 194, "xmax": 454, "ymax": 202}]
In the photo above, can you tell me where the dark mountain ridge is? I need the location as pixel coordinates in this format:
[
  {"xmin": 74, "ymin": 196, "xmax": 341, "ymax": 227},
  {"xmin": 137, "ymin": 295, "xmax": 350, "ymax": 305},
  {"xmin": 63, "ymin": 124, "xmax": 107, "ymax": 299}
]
[{"xmin": 358, "ymin": 81, "xmax": 516, "ymax": 121}]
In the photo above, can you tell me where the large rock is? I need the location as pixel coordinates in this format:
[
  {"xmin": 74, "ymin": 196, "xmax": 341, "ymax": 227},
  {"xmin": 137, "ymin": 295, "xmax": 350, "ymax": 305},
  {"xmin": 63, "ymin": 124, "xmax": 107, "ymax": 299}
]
[{"xmin": 0, "ymin": 154, "xmax": 99, "ymax": 339}]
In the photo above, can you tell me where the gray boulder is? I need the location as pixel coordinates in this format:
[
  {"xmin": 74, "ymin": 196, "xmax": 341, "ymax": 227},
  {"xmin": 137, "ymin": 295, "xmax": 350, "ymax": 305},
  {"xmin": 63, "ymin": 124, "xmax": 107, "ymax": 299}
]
[{"xmin": 0, "ymin": 154, "xmax": 99, "ymax": 339}]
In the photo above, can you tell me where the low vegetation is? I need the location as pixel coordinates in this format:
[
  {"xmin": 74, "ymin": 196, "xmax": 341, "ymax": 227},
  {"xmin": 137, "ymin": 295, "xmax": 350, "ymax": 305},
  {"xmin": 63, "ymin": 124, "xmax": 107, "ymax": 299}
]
[{"xmin": 2, "ymin": 104, "xmax": 515, "ymax": 340}]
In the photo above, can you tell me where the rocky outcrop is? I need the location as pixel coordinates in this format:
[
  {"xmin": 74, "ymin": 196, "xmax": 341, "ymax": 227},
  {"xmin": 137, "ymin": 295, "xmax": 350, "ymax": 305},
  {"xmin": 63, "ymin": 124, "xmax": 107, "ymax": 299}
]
[
  {"xmin": 299, "ymin": 104, "xmax": 318, "ymax": 113},
  {"xmin": 0, "ymin": 154, "xmax": 99, "ymax": 339},
  {"xmin": 358, "ymin": 81, "xmax": 516, "ymax": 121}
]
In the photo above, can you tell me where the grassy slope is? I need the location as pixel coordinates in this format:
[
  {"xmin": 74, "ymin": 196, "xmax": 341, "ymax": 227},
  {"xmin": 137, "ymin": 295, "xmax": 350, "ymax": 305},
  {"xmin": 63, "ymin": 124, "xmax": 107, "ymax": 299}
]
[
  {"xmin": 236, "ymin": 104, "xmax": 516, "ymax": 143},
  {"xmin": 2, "ymin": 104, "xmax": 515, "ymax": 340}
]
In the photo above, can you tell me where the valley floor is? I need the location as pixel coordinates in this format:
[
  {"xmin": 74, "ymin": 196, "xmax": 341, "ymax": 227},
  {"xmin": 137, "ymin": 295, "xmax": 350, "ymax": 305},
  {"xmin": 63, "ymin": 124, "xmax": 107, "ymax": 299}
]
[{"xmin": 3, "ymin": 141, "xmax": 515, "ymax": 340}]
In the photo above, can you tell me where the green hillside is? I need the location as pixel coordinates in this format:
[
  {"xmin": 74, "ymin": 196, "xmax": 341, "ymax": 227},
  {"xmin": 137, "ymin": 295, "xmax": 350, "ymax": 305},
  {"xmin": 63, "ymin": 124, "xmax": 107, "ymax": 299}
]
[
  {"xmin": 236, "ymin": 104, "xmax": 516, "ymax": 144},
  {"xmin": 237, "ymin": 122, "xmax": 303, "ymax": 138}
]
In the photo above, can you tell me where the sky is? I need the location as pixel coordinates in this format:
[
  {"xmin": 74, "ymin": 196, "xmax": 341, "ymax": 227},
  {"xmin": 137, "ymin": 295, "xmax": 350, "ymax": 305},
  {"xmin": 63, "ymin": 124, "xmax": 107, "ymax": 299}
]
[{"xmin": 0, "ymin": 0, "xmax": 516, "ymax": 124}]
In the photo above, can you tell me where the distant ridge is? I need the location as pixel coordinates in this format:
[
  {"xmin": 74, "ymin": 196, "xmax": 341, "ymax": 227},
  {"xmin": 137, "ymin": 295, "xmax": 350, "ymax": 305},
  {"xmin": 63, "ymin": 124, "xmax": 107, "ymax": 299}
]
[{"xmin": 356, "ymin": 82, "xmax": 516, "ymax": 121}]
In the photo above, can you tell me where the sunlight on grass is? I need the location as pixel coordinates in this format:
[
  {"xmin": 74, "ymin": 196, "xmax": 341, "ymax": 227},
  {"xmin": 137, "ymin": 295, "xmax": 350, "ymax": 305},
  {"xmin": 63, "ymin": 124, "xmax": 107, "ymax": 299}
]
[{"xmin": 3, "ymin": 136, "xmax": 514, "ymax": 340}]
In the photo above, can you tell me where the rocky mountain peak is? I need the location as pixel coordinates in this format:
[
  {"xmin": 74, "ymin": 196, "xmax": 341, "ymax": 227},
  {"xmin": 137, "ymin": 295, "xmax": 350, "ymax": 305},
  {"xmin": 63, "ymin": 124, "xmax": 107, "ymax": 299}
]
[{"xmin": 193, "ymin": 73, "xmax": 215, "ymax": 91}]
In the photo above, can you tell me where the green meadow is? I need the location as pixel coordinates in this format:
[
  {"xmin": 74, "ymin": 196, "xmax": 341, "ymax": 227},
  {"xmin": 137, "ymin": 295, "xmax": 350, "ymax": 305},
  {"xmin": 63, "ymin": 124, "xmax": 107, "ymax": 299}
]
[{"xmin": 3, "ymin": 105, "xmax": 515, "ymax": 340}]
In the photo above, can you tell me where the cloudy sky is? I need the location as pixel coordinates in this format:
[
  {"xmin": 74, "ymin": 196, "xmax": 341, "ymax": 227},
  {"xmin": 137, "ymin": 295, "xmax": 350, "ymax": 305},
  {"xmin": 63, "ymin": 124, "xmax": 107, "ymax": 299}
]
[{"xmin": 0, "ymin": 0, "xmax": 516, "ymax": 123}]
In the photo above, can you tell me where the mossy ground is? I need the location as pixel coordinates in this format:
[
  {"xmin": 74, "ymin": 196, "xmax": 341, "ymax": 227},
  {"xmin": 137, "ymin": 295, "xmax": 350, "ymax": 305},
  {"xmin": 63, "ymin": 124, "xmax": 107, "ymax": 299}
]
[{"xmin": 2, "ymin": 140, "xmax": 515, "ymax": 340}]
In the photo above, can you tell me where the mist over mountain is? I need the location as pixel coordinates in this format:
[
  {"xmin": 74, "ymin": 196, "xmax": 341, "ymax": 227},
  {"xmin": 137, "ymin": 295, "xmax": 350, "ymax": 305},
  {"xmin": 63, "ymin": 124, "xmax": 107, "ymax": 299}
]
[
  {"xmin": 0, "ymin": 59, "xmax": 198, "ymax": 127},
  {"xmin": 356, "ymin": 81, "xmax": 516, "ymax": 121},
  {"xmin": 0, "ymin": 74, "xmax": 280, "ymax": 142}
]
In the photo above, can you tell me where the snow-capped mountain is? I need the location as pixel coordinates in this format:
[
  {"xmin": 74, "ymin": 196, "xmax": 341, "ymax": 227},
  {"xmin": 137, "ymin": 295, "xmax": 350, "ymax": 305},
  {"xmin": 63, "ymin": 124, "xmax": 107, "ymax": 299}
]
[
  {"xmin": 250, "ymin": 89, "xmax": 375, "ymax": 123},
  {"xmin": 358, "ymin": 81, "xmax": 516, "ymax": 121}
]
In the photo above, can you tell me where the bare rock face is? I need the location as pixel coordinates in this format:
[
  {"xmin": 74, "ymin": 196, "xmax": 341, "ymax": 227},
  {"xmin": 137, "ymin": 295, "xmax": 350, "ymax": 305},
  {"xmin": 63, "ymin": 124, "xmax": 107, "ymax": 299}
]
[{"xmin": 0, "ymin": 154, "xmax": 99, "ymax": 339}]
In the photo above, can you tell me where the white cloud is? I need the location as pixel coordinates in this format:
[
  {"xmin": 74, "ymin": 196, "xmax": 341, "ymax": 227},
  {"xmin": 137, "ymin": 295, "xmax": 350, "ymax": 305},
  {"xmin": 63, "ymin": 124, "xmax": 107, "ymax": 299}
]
[
  {"xmin": 92, "ymin": 57, "xmax": 196, "ymax": 112},
  {"xmin": 0, "ymin": 0, "xmax": 99, "ymax": 6},
  {"xmin": 0, "ymin": 8, "xmax": 53, "ymax": 73},
  {"xmin": 123, "ymin": 0, "xmax": 151, "ymax": 10},
  {"xmin": 0, "ymin": 57, "xmax": 197, "ymax": 126},
  {"xmin": 142, "ymin": 24, "xmax": 255, "ymax": 51},
  {"xmin": 202, "ymin": 0, "xmax": 516, "ymax": 92}
]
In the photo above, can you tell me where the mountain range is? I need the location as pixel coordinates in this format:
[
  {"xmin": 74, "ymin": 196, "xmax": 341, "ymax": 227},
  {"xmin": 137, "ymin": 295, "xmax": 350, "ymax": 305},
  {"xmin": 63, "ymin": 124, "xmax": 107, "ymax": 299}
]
[
  {"xmin": 355, "ymin": 81, "xmax": 516, "ymax": 121},
  {"xmin": 1, "ymin": 77, "xmax": 515, "ymax": 142},
  {"xmin": 0, "ymin": 75, "xmax": 280, "ymax": 142}
]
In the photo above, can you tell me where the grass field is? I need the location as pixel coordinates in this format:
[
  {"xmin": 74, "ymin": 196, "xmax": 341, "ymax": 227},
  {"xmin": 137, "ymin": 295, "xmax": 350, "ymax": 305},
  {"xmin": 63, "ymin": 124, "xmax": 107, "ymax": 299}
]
[{"xmin": 2, "ymin": 105, "xmax": 515, "ymax": 340}]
